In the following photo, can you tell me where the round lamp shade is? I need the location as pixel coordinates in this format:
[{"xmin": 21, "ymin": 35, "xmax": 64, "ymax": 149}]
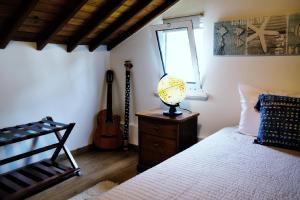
[{"xmin": 157, "ymin": 75, "xmax": 186, "ymax": 106}]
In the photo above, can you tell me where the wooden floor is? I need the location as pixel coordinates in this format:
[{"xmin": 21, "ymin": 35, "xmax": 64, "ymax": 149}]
[{"xmin": 27, "ymin": 148, "xmax": 138, "ymax": 200}]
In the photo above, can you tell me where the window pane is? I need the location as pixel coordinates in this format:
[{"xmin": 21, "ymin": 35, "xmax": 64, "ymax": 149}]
[{"xmin": 156, "ymin": 28, "xmax": 196, "ymax": 83}]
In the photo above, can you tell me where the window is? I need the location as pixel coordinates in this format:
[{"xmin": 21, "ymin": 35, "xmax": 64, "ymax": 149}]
[{"xmin": 152, "ymin": 16, "xmax": 205, "ymax": 96}]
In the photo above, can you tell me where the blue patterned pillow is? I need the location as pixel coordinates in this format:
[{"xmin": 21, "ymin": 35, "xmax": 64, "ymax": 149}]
[{"xmin": 254, "ymin": 94, "xmax": 300, "ymax": 150}]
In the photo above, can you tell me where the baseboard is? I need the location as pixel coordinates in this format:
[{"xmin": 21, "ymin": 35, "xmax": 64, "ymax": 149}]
[
  {"xmin": 128, "ymin": 144, "xmax": 138, "ymax": 151},
  {"xmin": 57, "ymin": 143, "xmax": 138, "ymax": 161},
  {"xmin": 57, "ymin": 144, "xmax": 94, "ymax": 161},
  {"xmin": 72, "ymin": 144, "xmax": 94, "ymax": 156},
  {"xmin": 120, "ymin": 122, "xmax": 138, "ymax": 145}
]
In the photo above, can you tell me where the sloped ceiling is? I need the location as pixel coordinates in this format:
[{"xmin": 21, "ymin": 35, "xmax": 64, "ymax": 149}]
[
  {"xmin": 162, "ymin": 0, "xmax": 204, "ymax": 18},
  {"xmin": 0, "ymin": 0, "xmax": 179, "ymax": 52}
]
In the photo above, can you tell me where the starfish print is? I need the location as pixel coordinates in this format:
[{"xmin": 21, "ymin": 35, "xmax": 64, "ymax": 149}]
[
  {"xmin": 217, "ymin": 25, "xmax": 228, "ymax": 36},
  {"xmin": 247, "ymin": 17, "xmax": 279, "ymax": 53}
]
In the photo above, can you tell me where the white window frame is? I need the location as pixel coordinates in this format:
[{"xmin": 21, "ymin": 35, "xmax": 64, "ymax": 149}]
[{"xmin": 152, "ymin": 19, "xmax": 206, "ymax": 98}]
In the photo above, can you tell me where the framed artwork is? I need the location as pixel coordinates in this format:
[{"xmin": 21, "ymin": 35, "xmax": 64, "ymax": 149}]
[
  {"xmin": 214, "ymin": 13, "xmax": 300, "ymax": 56},
  {"xmin": 288, "ymin": 13, "xmax": 300, "ymax": 55}
]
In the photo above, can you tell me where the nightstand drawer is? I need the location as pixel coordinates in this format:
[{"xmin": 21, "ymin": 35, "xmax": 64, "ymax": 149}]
[
  {"xmin": 139, "ymin": 119, "xmax": 177, "ymax": 139},
  {"xmin": 140, "ymin": 149, "xmax": 170, "ymax": 167},
  {"xmin": 136, "ymin": 110, "xmax": 199, "ymax": 172},
  {"xmin": 140, "ymin": 133, "xmax": 176, "ymax": 155}
]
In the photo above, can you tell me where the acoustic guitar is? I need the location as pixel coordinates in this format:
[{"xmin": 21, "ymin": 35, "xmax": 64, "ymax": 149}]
[
  {"xmin": 123, "ymin": 60, "xmax": 133, "ymax": 151},
  {"xmin": 93, "ymin": 70, "xmax": 122, "ymax": 149}
]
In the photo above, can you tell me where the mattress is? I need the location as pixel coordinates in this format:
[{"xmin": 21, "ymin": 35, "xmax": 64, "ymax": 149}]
[{"xmin": 97, "ymin": 127, "xmax": 300, "ymax": 200}]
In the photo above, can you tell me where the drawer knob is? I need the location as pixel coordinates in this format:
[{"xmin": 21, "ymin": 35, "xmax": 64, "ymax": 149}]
[{"xmin": 153, "ymin": 143, "xmax": 159, "ymax": 147}]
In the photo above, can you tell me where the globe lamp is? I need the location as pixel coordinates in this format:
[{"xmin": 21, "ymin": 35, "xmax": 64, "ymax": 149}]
[{"xmin": 157, "ymin": 75, "xmax": 186, "ymax": 116}]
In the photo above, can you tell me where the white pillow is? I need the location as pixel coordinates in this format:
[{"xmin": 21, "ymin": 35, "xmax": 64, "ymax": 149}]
[
  {"xmin": 238, "ymin": 84, "xmax": 263, "ymax": 136},
  {"xmin": 238, "ymin": 84, "xmax": 299, "ymax": 137}
]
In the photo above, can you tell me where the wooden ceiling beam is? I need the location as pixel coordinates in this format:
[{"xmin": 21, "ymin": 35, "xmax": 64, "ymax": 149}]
[
  {"xmin": 0, "ymin": 0, "xmax": 38, "ymax": 49},
  {"xmin": 36, "ymin": 0, "xmax": 88, "ymax": 50},
  {"xmin": 88, "ymin": 0, "xmax": 152, "ymax": 52},
  {"xmin": 107, "ymin": 0, "xmax": 179, "ymax": 51},
  {"xmin": 67, "ymin": 0, "xmax": 126, "ymax": 52}
]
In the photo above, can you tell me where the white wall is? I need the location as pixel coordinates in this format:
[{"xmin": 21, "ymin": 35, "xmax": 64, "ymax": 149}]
[
  {"xmin": 0, "ymin": 42, "xmax": 108, "ymax": 172},
  {"xmin": 110, "ymin": 0, "xmax": 300, "ymax": 144}
]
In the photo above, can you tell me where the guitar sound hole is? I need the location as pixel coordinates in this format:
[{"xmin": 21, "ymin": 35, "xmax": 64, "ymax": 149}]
[{"xmin": 101, "ymin": 135, "xmax": 118, "ymax": 138}]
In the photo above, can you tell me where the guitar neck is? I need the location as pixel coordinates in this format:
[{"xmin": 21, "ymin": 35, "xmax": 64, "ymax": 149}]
[{"xmin": 106, "ymin": 83, "xmax": 113, "ymax": 122}]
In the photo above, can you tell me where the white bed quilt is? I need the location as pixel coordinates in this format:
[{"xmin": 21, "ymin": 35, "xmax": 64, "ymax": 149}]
[{"xmin": 97, "ymin": 127, "xmax": 300, "ymax": 200}]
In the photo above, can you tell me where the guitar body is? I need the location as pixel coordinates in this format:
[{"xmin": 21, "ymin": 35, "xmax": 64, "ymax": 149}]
[
  {"xmin": 93, "ymin": 70, "xmax": 122, "ymax": 149},
  {"xmin": 93, "ymin": 110, "xmax": 122, "ymax": 149}
]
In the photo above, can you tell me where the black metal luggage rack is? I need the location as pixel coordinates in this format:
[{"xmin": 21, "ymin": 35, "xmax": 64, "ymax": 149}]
[{"xmin": 0, "ymin": 116, "xmax": 80, "ymax": 200}]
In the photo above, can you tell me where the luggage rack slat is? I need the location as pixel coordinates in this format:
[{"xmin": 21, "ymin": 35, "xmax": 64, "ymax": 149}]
[
  {"xmin": 0, "ymin": 117, "xmax": 80, "ymax": 200},
  {"xmin": 0, "ymin": 176, "xmax": 24, "ymax": 193},
  {"xmin": 0, "ymin": 120, "xmax": 69, "ymax": 147},
  {"xmin": 6, "ymin": 172, "xmax": 36, "ymax": 187},
  {"xmin": 0, "ymin": 160, "xmax": 79, "ymax": 200}
]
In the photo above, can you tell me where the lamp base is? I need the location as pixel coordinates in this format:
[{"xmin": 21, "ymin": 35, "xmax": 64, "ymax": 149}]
[{"xmin": 163, "ymin": 105, "xmax": 182, "ymax": 117}]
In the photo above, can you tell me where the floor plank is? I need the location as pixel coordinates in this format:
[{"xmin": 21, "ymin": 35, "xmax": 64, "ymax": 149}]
[{"xmin": 27, "ymin": 148, "xmax": 138, "ymax": 200}]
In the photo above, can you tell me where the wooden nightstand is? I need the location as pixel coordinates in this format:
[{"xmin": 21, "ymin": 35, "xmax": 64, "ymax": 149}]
[{"xmin": 136, "ymin": 109, "xmax": 199, "ymax": 172}]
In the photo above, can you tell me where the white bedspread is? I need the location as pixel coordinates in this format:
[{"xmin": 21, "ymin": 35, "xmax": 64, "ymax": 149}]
[{"xmin": 97, "ymin": 127, "xmax": 300, "ymax": 200}]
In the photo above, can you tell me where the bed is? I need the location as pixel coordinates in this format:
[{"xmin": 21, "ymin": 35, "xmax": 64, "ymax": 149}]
[{"xmin": 97, "ymin": 127, "xmax": 300, "ymax": 200}]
